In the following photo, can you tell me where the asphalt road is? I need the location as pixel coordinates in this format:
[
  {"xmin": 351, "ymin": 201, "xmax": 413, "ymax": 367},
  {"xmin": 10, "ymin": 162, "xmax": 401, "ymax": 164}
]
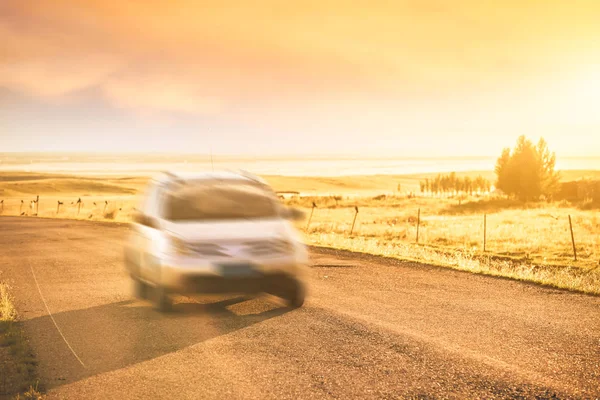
[{"xmin": 1, "ymin": 217, "xmax": 599, "ymax": 399}]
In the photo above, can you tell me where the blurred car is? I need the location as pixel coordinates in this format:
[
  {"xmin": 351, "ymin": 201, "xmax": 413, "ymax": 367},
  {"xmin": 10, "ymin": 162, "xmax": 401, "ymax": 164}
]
[{"xmin": 124, "ymin": 170, "xmax": 308, "ymax": 311}]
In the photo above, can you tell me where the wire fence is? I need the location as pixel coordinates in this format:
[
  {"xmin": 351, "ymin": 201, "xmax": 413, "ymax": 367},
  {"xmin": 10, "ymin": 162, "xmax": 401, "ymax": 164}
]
[
  {"xmin": 301, "ymin": 203, "xmax": 600, "ymax": 266},
  {"xmin": 0, "ymin": 196, "xmax": 132, "ymax": 221},
  {"xmin": 1, "ymin": 194, "xmax": 599, "ymax": 267}
]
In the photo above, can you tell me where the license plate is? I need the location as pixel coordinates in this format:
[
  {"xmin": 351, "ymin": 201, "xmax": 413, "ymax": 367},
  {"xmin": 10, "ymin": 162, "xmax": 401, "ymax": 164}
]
[{"xmin": 217, "ymin": 263, "xmax": 260, "ymax": 277}]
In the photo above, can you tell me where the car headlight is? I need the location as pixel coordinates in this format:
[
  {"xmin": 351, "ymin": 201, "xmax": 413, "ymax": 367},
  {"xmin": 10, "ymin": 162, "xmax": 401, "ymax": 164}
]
[
  {"xmin": 163, "ymin": 235, "xmax": 191, "ymax": 256},
  {"xmin": 273, "ymin": 238, "xmax": 294, "ymax": 253}
]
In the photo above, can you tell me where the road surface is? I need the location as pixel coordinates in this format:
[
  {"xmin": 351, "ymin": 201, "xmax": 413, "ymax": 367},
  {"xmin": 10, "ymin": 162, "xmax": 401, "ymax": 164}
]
[{"xmin": 1, "ymin": 217, "xmax": 599, "ymax": 399}]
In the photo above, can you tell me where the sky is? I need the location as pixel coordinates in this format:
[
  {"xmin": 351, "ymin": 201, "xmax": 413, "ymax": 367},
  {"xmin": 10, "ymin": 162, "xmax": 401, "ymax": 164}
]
[{"xmin": 1, "ymin": 0, "xmax": 600, "ymax": 157}]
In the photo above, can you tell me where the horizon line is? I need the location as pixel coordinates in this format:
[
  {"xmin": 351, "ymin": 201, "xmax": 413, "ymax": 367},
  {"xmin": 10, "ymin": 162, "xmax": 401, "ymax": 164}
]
[{"xmin": 1, "ymin": 151, "xmax": 600, "ymax": 160}]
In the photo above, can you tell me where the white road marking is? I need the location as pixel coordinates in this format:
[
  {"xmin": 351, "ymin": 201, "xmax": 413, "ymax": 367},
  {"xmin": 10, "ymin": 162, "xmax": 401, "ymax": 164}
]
[{"xmin": 29, "ymin": 263, "xmax": 86, "ymax": 368}]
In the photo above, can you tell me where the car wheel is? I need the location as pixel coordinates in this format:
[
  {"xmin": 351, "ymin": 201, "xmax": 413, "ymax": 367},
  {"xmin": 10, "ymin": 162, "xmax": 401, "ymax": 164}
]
[
  {"xmin": 286, "ymin": 280, "xmax": 305, "ymax": 308},
  {"xmin": 154, "ymin": 286, "xmax": 173, "ymax": 312},
  {"xmin": 133, "ymin": 278, "xmax": 149, "ymax": 299}
]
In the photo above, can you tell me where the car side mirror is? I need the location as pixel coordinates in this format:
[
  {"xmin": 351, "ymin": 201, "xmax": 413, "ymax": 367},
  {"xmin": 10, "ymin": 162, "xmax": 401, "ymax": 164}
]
[
  {"xmin": 283, "ymin": 207, "xmax": 305, "ymax": 221},
  {"xmin": 132, "ymin": 212, "xmax": 160, "ymax": 228}
]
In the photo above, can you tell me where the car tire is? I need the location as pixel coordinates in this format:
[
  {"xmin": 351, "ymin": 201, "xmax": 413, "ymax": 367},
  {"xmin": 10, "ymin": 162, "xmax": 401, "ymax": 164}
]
[
  {"xmin": 133, "ymin": 278, "xmax": 149, "ymax": 300},
  {"xmin": 286, "ymin": 280, "xmax": 305, "ymax": 308},
  {"xmin": 154, "ymin": 286, "xmax": 173, "ymax": 312}
]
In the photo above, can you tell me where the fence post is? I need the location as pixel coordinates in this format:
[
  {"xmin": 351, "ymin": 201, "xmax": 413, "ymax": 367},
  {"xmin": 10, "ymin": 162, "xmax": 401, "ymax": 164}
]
[
  {"xmin": 484, "ymin": 214, "xmax": 487, "ymax": 252},
  {"xmin": 416, "ymin": 208, "xmax": 421, "ymax": 244},
  {"xmin": 305, "ymin": 202, "xmax": 316, "ymax": 231},
  {"xmin": 350, "ymin": 206, "xmax": 359, "ymax": 235},
  {"xmin": 569, "ymin": 215, "xmax": 577, "ymax": 261}
]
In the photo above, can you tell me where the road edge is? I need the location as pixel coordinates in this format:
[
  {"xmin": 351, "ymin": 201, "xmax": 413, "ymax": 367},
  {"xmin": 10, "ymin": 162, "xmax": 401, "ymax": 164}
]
[
  {"xmin": 308, "ymin": 245, "xmax": 600, "ymax": 298},
  {"xmin": 0, "ymin": 282, "xmax": 44, "ymax": 399}
]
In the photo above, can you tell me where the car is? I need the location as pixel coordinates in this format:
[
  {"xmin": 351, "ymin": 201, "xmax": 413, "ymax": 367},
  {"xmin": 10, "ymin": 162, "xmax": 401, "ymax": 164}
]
[{"xmin": 124, "ymin": 170, "xmax": 308, "ymax": 311}]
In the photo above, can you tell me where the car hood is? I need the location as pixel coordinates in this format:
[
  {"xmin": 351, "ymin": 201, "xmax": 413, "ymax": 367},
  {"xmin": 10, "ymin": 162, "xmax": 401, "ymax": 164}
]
[{"xmin": 162, "ymin": 218, "xmax": 292, "ymax": 242}]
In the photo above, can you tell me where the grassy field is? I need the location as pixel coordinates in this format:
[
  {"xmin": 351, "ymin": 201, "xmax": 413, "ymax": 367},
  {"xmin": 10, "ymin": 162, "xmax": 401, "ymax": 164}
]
[
  {"xmin": 294, "ymin": 195, "xmax": 600, "ymax": 294},
  {"xmin": 0, "ymin": 171, "xmax": 599, "ymax": 294}
]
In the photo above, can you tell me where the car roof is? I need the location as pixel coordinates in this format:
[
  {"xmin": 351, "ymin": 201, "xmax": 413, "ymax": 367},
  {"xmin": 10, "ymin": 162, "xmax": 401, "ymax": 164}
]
[{"xmin": 154, "ymin": 170, "xmax": 268, "ymax": 186}]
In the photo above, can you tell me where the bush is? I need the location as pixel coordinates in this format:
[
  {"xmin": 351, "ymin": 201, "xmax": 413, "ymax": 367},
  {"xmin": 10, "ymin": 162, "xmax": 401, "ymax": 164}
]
[
  {"xmin": 556, "ymin": 180, "xmax": 600, "ymax": 207},
  {"xmin": 495, "ymin": 136, "xmax": 559, "ymax": 201}
]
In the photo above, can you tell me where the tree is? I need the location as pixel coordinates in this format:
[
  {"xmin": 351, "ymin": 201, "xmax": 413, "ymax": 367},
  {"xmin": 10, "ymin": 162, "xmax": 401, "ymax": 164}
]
[
  {"xmin": 433, "ymin": 175, "xmax": 441, "ymax": 196},
  {"xmin": 464, "ymin": 176, "xmax": 473, "ymax": 195},
  {"xmin": 456, "ymin": 177, "xmax": 464, "ymax": 194},
  {"xmin": 495, "ymin": 135, "xmax": 560, "ymax": 201},
  {"xmin": 419, "ymin": 173, "xmax": 490, "ymax": 197},
  {"xmin": 495, "ymin": 148, "xmax": 512, "ymax": 194},
  {"xmin": 448, "ymin": 172, "xmax": 457, "ymax": 196},
  {"xmin": 536, "ymin": 137, "xmax": 560, "ymax": 199}
]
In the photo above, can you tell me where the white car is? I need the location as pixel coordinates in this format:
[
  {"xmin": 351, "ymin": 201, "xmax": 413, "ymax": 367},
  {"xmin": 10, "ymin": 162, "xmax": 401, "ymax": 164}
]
[{"xmin": 124, "ymin": 170, "xmax": 308, "ymax": 311}]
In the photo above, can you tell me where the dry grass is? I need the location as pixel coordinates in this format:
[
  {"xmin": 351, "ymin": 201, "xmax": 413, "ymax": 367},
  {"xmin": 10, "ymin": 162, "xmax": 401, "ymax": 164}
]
[
  {"xmin": 0, "ymin": 284, "xmax": 17, "ymax": 322},
  {"xmin": 0, "ymin": 194, "xmax": 135, "ymax": 223},
  {"xmin": 12, "ymin": 387, "xmax": 44, "ymax": 400},
  {"xmin": 295, "ymin": 196, "xmax": 600, "ymax": 267},
  {"xmin": 292, "ymin": 195, "xmax": 600, "ymax": 294},
  {"xmin": 0, "ymin": 283, "xmax": 42, "ymax": 399},
  {"xmin": 303, "ymin": 233, "xmax": 600, "ymax": 294}
]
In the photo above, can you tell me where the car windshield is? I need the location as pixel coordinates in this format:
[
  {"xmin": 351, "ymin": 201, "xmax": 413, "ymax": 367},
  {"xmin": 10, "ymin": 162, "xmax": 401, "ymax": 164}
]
[{"xmin": 162, "ymin": 180, "xmax": 279, "ymax": 221}]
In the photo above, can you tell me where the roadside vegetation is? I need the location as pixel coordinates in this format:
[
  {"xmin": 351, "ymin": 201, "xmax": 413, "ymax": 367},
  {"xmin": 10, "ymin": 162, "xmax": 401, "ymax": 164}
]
[
  {"xmin": 290, "ymin": 195, "xmax": 600, "ymax": 294},
  {"xmin": 292, "ymin": 137, "xmax": 600, "ymax": 294},
  {"xmin": 0, "ymin": 283, "xmax": 43, "ymax": 399},
  {"xmin": 418, "ymin": 172, "xmax": 491, "ymax": 197}
]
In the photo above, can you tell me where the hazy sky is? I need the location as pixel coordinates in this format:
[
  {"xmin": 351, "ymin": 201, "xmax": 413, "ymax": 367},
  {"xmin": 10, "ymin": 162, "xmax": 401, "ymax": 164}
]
[{"xmin": 1, "ymin": 1, "xmax": 600, "ymax": 156}]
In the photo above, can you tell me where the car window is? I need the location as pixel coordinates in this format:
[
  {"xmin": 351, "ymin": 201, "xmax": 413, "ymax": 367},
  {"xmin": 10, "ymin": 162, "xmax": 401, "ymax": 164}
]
[
  {"xmin": 139, "ymin": 182, "xmax": 163, "ymax": 217},
  {"xmin": 162, "ymin": 181, "xmax": 279, "ymax": 221}
]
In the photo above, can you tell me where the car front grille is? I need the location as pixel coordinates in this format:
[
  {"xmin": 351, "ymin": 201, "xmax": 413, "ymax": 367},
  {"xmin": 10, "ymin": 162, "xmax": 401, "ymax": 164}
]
[
  {"xmin": 188, "ymin": 243, "xmax": 229, "ymax": 257},
  {"xmin": 242, "ymin": 240, "xmax": 291, "ymax": 257},
  {"xmin": 188, "ymin": 239, "xmax": 291, "ymax": 258}
]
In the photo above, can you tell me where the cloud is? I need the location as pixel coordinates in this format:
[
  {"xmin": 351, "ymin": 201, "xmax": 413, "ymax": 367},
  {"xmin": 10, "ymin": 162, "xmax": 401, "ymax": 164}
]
[
  {"xmin": 102, "ymin": 75, "xmax": 223, "ymax": 114},
  {"xmin": 0, "ymin": 56, "xmax": 121, "ymax": 98},
  {"xmin": 2, "ymin": 0, "xmax": 600, "ymax": 121}
]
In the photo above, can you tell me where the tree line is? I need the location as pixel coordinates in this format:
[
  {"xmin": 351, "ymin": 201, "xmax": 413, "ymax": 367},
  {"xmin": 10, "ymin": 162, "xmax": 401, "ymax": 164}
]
[
  {"xmin": 416, "ymin": 136, "xmax": 594, "ymax": 204},
  {"xmin": 419, "ymin": 173, "xmax": 491, "ymax": 196}
]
